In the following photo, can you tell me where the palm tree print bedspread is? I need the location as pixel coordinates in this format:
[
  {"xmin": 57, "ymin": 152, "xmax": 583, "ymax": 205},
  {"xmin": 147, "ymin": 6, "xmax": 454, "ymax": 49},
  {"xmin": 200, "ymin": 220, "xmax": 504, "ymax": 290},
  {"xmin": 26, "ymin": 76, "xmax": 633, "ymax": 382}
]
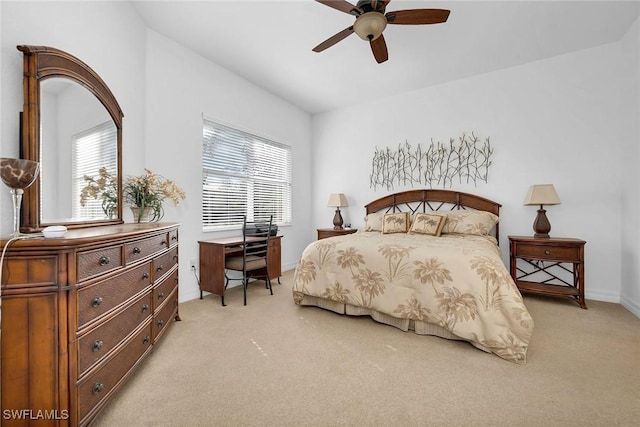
[{"xmin": 293, "ymin": 232, "xmax": 534, "ymax": 363}]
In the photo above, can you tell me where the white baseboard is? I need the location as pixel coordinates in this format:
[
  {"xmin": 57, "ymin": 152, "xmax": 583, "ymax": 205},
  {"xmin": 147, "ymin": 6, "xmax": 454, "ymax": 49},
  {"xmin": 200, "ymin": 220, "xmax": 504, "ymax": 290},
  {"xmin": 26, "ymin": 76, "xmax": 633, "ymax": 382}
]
[
  {"xmin": 584, "ymin": 290, "xmax": 620, "ymax": 303},
  {"xmin": 620, "ymin": 295, "xmax": 640, "ymax": 318}
]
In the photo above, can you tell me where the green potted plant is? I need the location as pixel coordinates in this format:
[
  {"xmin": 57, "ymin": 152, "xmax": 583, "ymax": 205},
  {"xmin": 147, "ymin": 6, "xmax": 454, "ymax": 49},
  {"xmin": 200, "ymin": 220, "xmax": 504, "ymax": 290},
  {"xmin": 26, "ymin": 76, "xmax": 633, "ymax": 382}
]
[{"xmin": 123, "ymin": 168, "xmax": 185, "ymax": 222}]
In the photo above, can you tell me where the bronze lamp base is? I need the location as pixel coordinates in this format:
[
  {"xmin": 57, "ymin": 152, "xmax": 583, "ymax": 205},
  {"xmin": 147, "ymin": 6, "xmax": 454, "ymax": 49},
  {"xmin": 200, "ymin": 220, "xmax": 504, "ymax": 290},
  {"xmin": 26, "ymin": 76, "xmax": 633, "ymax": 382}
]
[
  {"xmin": 533, "ymin": 206, "xmax": 551, "ymax": 238},
  {"xmin": 333, "ymin": 207, "xmax": 344, "ymax": 230}
]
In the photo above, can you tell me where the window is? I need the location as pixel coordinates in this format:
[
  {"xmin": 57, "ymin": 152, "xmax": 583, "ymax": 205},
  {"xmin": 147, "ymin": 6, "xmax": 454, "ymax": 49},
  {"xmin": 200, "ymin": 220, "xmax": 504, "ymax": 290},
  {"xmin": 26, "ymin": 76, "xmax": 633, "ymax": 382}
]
[
  {"xmin": 202, "ymin": 118, "xmax": 292, "ymax": 230},
  {"xmin": 71, "ymin": 121, "xmax": 118, "ymax": 218}
]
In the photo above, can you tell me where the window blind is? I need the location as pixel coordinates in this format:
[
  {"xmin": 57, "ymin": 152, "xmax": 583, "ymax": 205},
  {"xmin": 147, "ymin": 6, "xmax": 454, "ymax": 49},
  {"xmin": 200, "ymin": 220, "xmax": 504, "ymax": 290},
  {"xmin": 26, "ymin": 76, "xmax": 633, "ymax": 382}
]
[
  {"xmin": 71, "ymin": 121, "xmax": 118, "ymax": 218},
  {"xmin": 202, "ymin": 118, "xmax": 292, "ymax": 229}
]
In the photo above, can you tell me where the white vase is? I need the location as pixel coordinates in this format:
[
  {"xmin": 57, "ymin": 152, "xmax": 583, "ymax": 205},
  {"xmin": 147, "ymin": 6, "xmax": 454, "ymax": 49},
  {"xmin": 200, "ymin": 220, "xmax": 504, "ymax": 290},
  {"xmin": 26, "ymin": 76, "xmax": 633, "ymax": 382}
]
[{"xmin": 131, "ymin": 206, "xmax": 153, "ymax": 223}]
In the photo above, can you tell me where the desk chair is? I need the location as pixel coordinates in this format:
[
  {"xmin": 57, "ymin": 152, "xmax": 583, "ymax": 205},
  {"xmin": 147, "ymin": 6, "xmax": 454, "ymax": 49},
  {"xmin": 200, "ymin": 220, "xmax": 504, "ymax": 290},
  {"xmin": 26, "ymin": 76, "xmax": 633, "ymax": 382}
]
[{"xmin": 224, "ymin": 216, "xmax": 274, "ymax": 305}]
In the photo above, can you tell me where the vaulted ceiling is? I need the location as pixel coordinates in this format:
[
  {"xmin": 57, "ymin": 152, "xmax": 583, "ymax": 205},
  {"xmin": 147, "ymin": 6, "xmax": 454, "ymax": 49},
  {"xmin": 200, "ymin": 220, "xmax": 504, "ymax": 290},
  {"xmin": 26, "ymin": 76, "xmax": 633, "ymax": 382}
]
[{"xmin": 132, "ymin": 1, "xmax": 640, "ymax": 114}]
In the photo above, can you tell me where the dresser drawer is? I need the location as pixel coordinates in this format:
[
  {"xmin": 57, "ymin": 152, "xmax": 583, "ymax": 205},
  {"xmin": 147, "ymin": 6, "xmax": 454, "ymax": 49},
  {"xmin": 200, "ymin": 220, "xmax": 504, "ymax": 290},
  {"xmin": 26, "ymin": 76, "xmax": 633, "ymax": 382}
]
[
  {"xmin": 169, "ymin": 228, "xmax": 179, "ymax": 247},
  {"xmin": 78, "ymin": 291, "xmax": 152, "ymax": 375},
  {"xmin": 153, "ymin": 246, "xmax": 178, "ymax": 281},
  {"xmin": 1, "ymin": 256, "xmax": 57, "ymax": 289},
  {"xmin": 153, "ymin": 288, "xmax": 178, "ymax": 342},
  {"xmin": 125, "ymin": 233, "xmax": 169, "ymax": 265},
  {"xmin": 514, "ymin": 242, "xmax": 581, "ymax": 262},
  {"xmin": 78, "ymin": 320, "xmax": 152, "ymax": 422},
  {"xmin": 78, "ymin": 261, "xmax": 152, "ymax": 327},
  {"xmin": 78, "ymin": 245, "xmax": 123, "ymax": 282},
  {"xmin": 153, "ymin": 268, "xmax": 178, "ymax": 311}
]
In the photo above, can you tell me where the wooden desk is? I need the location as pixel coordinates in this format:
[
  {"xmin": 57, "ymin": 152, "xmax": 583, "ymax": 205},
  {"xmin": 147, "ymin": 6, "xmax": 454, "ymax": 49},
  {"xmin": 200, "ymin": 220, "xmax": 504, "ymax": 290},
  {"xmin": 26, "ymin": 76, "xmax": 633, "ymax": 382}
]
[{"xmin": 198, "ymin": 235, "xmax": 282, "ymax": 305}]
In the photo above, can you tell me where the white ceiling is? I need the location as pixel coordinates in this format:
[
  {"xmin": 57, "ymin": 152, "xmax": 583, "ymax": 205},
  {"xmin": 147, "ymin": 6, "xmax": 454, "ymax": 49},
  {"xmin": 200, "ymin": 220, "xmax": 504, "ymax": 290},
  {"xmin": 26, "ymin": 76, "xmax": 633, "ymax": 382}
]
[{"xmin": 131, "ymin": 0, "xmax": 640, "ymax": 114}]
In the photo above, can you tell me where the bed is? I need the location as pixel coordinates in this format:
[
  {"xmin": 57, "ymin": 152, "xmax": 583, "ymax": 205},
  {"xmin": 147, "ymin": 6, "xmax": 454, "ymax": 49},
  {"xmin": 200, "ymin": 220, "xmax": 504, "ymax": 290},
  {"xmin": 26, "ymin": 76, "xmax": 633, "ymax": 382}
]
[{"xmin": 293, "ymin": 189, "xmax": 534, "ymax": 363}]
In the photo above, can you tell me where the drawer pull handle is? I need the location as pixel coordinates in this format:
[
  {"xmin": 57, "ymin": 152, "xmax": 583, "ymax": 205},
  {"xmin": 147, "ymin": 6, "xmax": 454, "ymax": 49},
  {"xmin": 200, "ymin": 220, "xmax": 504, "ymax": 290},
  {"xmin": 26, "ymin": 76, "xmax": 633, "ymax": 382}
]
[
  {"xmin": 161, "ymin": 240, "xmax": 168, "ymax": 246},
  {"xmin": 92, "ymin": 383, "xmax": 104, "ymax": 395},
  {"xmin": 143, "ymin": 335, "xmax": 151, "ymax": 344},
  {"xmin": 156, "ymin": 265, "xmax": 164, "ymax": 272},
  {"xmin": 92, "ymin": 340, "xmax": 104, "ymax": 352},
  {"xmin": 544, "ymin": 250, "xmax": 550, "ymax": 255},
  {"xmin": 91, "ymin": 297, "xmax": 103, "ymax": 307},
  {"xmin": 133, "ymin": 247, "xmax": 141, "ymax": 254},
  {"xmin": 158, "ymin": 319, "xmax": 164, "ymax": 327},
  {"xmin": 99, "ymin": 256, "xmax": 110, "ymax": 266},
  {"xmin": 142, "ymin": 272, "xmax": 150, "ymax": 279},
  {"xmin": 158, "ymin": 292, "xmax": 164, "ymax": 299},
  {"xmin": 171, "ymin": 235, "xmax": 177, "ymax": 241},
  {"xmin": 142, "ymin": 304, "xmax": 150, "ymax": 312}
]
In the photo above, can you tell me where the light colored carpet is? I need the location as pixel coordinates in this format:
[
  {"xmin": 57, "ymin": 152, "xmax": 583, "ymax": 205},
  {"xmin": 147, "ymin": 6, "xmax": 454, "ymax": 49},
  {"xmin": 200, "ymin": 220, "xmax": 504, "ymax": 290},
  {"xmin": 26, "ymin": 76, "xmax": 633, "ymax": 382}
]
[{"xmin": 93, "ymin": 270, "xmax": 640, "ymax": 426}]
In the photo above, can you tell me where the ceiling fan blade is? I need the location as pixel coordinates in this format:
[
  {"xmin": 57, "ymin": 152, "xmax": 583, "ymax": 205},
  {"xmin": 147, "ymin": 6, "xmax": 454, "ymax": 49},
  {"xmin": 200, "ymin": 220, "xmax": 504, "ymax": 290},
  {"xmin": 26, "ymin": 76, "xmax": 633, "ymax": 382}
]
[
  {"xmin": 316, "ymin": 0, "xmax": 362, "ymax": 16},
  {"xmin": 313, "ymin": 26, "xmax": 355, "ymax": 52},
  {"xmin": 370, "ymin": 34, "xmax": 388, "ymax": 64},
  {"xmin": 386, "ymin": 9, "xmax": 450, "ymax": 25}
]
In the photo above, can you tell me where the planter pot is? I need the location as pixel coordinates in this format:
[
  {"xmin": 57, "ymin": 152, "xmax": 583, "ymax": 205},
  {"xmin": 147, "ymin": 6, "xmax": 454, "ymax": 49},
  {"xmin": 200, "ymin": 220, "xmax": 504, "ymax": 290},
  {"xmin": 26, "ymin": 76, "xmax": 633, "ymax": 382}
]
[{"xmin": 131, "ymin": 206, "xmax": 154, "ymax": 223}]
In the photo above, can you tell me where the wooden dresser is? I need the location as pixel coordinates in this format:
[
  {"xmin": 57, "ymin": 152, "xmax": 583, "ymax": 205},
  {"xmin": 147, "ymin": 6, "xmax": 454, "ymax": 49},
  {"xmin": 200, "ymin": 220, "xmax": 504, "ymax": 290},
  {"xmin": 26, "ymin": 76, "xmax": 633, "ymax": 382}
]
[{"xmin": 1, "ymin": 223, "xmax": 180, "ymax": 426}]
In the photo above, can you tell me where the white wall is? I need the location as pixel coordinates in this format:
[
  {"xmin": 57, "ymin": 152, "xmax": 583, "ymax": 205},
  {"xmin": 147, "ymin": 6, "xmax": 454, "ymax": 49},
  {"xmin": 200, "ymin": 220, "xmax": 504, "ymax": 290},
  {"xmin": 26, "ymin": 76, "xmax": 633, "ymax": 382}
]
[
  {"xmin": 620, "ymin": 19, "xmax": 640, "ymax": 317},
  {"xmin": 143, "ymin": 30, "xmax": 312, "ymax": 302},
  {"xmin": 1, "ymin": 0, "xmax": 148, "ymax": 232},
  {"xmin": 311, "ymin": 33, "xmax": 638, "ymax": 308},
  {"xmin": 0, "ymin": 2, "xmax": 313, "ymax": 304},
  {"xmin": 1, "ymin": 1, "xmax": 637, "ymax": 311}
]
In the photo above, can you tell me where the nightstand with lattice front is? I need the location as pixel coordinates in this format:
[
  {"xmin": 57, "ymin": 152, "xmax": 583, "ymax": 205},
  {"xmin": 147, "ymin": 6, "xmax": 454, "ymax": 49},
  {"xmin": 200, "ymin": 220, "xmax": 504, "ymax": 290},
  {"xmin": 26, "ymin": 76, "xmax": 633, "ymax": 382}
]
[{"xmin": 509, "ymin": 236, "xmax": 587, "ymax": 309}]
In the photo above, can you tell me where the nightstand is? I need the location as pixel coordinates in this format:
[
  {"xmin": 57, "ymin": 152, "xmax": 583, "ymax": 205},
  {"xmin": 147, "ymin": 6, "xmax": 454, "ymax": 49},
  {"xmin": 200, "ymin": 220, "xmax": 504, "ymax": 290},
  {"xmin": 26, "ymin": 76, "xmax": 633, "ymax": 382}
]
[
  {"xmin": 509, "ymin": 236, "xmax": 587, "ymax": 309},
  {"xmin": 317, "ymin": 228, "xmax": 357, "ymax": 240}
]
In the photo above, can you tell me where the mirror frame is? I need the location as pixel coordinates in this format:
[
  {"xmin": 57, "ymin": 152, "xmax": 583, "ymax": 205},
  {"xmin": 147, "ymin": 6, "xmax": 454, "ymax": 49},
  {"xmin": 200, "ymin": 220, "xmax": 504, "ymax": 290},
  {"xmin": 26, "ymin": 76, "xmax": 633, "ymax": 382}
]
[{"xmin": 18, "ymin": 45, "xmax": 124, "ymax": 231}]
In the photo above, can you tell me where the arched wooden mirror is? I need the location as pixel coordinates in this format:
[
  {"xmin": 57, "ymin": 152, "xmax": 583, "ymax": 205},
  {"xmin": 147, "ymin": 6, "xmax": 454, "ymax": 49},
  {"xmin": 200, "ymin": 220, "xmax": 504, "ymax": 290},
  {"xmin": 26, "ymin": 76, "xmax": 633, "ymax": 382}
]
[{"xmin": 18, "ymin": 45, "xmax": 124, "ymax": 231}]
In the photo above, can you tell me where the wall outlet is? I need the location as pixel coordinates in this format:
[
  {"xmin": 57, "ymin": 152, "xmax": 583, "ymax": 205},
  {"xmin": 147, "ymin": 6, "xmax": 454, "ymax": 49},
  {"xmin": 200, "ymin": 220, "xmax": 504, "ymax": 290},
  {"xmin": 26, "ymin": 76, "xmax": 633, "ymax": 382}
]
[{"xmin": 190, "ymin": 259, "xmax": 197, "ymax": 270}]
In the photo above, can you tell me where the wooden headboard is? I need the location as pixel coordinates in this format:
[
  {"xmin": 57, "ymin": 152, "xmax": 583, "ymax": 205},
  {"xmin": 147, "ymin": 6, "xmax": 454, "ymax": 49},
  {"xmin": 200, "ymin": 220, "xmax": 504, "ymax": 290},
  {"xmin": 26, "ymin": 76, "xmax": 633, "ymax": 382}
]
[{"xmin": 364, "ymin": 189, "xmax": 502, "ymax": 241}]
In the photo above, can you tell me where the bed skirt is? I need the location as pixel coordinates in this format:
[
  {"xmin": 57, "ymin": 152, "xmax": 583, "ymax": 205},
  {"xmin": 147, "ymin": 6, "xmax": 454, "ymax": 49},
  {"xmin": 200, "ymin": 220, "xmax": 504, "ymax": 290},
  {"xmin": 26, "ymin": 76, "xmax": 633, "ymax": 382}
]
[{"xmin": 296, "ymin": 294, "xmax": 491, "ymax": 354}]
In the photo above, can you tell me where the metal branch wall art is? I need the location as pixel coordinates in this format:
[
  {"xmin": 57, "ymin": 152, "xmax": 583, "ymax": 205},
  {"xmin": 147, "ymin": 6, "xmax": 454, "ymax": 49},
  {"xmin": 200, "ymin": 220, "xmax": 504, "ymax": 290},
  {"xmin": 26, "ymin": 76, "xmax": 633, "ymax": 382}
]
[{"xmin": 370, "ymin": 132, "xmax": 493, "ymax": 190}]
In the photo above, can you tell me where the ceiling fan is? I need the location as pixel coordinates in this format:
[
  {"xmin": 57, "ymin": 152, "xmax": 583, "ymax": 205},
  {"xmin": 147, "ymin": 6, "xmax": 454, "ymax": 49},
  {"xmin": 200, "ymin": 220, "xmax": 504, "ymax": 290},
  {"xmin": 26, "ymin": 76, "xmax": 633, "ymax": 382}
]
[{"xmin": 312, "ymin": 0, "xmax": 450, "ymax": 64}]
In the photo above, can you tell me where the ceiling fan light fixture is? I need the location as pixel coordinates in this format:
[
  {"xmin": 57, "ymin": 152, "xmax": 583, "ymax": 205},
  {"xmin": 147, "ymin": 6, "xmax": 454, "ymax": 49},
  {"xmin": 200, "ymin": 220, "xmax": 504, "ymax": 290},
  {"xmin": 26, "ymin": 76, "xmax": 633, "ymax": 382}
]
[{"xmin": 353, "ymin": 12, "xmax": 387, "ymax": 41}]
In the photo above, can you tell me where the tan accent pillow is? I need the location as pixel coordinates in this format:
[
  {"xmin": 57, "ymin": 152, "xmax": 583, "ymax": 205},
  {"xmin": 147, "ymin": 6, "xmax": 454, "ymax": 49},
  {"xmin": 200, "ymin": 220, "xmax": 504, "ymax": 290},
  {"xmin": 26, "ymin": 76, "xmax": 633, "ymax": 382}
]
[
  {"xmin": 409, "ymin": 213, "xmax": 446, "ymax": 236},
  {"xmin": 382, "ymin": 212, "xmax": 409, "ymax": 234},
  {"xmin": 364, "ymin": 212, "xmax": 384, "ymax": 231},
  {"xmin": 439, "ymin": 210, "xmax": 499, "ymax": 236}
]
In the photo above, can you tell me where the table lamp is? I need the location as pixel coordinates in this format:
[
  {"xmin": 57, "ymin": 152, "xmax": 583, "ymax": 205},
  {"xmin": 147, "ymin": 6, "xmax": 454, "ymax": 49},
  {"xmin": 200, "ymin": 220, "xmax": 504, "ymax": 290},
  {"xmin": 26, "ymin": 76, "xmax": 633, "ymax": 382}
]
[
  {"xmin": 1, "ymin": 157, "xmax": 40, "ymax": 237},
  {"xmin": 327, "ymin": 193, "xmax": 348, "ymax": 230},
  {"xmin": 523, "ymin": 184, "xmax": 561, "ymax": 238}
]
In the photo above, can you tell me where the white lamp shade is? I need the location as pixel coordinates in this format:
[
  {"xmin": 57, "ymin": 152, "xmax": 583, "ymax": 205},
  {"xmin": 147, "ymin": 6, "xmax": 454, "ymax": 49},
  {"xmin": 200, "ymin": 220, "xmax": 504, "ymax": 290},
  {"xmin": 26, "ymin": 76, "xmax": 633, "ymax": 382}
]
[
  {"xmin": 523, "ymin": 184, "xmax": 561, "ymax": 206},
  {"xmin": 327, "ymin": 193, "xmax": 348, "ymax": 208}
]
